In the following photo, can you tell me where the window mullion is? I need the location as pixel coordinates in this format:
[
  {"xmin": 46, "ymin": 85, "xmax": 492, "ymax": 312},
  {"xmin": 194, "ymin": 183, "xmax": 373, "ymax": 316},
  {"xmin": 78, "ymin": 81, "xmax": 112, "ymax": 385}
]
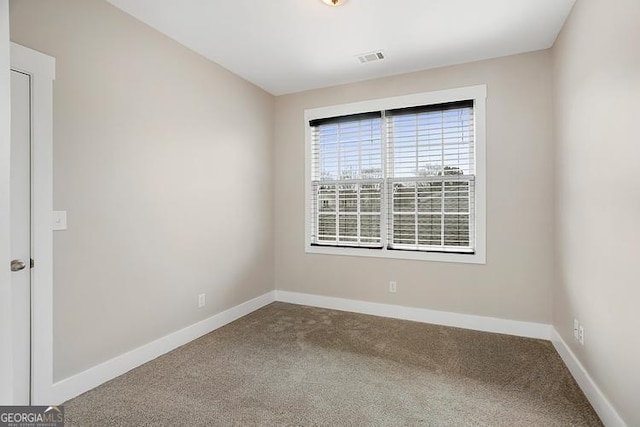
[
  {"xmin": 440, "ymin": 110, "xmax": 445, "ymax": 247},
  {"xmin": 357, "ymin": 122, "xmax": 361, "ymax": 245},
  {"xmin": 336, "ymin": 124, "xmax": 341, "ymax": 244},
  {"xmin": 414, "ymin": 115, "xmax": 419, "ymax": 250},
  {"xmin": 381, "ymin": 111, "xmax": 388, "ymax": 249}
]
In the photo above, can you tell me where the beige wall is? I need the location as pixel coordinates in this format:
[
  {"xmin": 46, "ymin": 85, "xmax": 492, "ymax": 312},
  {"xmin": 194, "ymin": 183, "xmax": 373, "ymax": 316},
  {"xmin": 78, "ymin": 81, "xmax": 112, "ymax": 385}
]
[
  {"xmin": 9, "ymin": 0, "xmax": 275, "ymax": 381},
  {"xmin": 0, "ymin": 0, "xmax": 13, "ymax": 403},
  {"xmin": 553, "ymin": 0, "xmax": 640, "ymax": 425},
  {"xmin": 275, "ymin": 51, "xmax": 555, "ymax": 324}
]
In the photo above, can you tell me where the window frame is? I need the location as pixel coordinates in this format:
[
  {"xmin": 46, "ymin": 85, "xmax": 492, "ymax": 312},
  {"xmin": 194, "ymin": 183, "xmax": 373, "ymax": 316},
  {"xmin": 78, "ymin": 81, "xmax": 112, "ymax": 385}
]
[{"xmin": 304, "ymin": 85, "xmax": 487, "ymax": 264}]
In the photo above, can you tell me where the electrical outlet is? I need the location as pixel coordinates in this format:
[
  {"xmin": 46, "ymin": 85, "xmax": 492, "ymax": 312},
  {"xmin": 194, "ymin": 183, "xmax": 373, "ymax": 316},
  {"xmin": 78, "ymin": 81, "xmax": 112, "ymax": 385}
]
[
  {"xmin": 389, "ymin": 281, "xmax": 397, "ymax": 293},
  {"xmin": 574, "ymin": 319, "xmax": 580, "ymax": 341},
  {"xmin": 578, "ymin": 325, "xmax": 584, "ymax": 345},
  {"xmin": 198, "ymin": 293, "xmax": 206, "ymax": 308}
]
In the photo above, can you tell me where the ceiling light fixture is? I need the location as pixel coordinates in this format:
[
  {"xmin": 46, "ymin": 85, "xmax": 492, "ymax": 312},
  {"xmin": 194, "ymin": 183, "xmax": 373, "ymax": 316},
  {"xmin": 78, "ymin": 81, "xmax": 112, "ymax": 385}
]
[{"xmin": 321, "ymin": 0, "xmax": 347, "ymax": 6}]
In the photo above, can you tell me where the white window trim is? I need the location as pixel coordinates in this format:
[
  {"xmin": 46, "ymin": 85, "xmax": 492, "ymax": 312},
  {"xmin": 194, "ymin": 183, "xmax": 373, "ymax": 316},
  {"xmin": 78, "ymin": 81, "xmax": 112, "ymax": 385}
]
[{"xmin": 304, "ymin": 85, "xmax": 487, "ymax": 264}]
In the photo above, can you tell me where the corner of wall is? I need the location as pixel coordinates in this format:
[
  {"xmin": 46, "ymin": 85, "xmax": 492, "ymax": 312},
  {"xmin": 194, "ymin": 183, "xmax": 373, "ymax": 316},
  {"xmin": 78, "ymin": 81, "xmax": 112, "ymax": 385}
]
[{"xmin": 548, "ymin": 0, "xmax": 638, "ymax": 424}]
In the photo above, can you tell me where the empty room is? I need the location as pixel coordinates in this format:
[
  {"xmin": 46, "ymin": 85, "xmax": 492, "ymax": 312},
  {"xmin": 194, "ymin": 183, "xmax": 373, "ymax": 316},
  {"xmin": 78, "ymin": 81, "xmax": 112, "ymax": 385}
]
[{"xmin": 1, "ymin": 0, "xmax": 638, "ymax": 425}]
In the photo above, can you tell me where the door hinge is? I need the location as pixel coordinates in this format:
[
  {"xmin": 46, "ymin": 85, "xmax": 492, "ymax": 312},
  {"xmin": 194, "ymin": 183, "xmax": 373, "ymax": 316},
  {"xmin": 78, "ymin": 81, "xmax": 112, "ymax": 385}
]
[{"xmin": 30, "ymin": 258, "xmax": 34, "ymax": 269}]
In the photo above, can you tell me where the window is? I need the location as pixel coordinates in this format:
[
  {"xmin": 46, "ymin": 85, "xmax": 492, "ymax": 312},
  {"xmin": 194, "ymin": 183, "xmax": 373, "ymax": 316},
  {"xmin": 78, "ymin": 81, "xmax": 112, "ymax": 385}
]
[
  {"xmin": 305, "ymin": 86, "xmax": 486, "ymax": 263},
  {"xmin": 386, "ymin": 101, "xmax": 474, "ymax": 253},
  {"xmin": 309, "ymin": 112, "xmax": 383, "ymax": 248}
]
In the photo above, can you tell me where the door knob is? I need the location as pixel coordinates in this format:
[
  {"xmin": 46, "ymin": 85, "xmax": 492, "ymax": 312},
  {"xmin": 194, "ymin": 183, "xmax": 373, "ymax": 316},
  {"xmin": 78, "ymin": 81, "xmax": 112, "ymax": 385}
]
[{"xmin": 11, "ymin": 259, "xmax": 26, "ymax": 272}]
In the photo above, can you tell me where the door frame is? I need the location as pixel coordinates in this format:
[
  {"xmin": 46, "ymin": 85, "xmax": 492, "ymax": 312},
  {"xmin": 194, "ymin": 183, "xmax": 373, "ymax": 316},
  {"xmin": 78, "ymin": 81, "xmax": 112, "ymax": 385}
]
[
  {"xmin": 0, "ymin": 0, "xmax": 12, "ymax": 405},
  {"xmin": 10, "ymin": 42, "xmax": 55, "ymax": 405}
]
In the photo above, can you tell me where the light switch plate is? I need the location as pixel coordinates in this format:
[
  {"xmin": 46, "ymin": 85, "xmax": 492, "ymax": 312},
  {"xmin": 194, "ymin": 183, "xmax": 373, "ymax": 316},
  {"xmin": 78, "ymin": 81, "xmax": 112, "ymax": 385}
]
[{"xmin": 53, "ymin": 211, "xmax": 67, "ymax": 230}]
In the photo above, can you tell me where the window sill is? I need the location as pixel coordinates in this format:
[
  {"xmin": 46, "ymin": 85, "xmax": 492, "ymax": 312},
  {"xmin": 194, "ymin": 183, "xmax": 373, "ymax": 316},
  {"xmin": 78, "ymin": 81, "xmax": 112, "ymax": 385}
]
[{"xmin": 305, "ymin": 245, "xmax": 486, "ymax": 264}]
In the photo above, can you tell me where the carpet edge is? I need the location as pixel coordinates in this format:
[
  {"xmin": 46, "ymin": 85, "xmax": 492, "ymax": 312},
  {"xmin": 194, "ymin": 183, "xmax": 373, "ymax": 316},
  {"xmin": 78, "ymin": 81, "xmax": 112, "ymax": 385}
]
[
  {"xmin": 274, "ymin": 290, "xmax": 552, "ymax": 339},
  {"xmin": 551, "ymin": 330, "xmax": 627, "ymax": 427},
  {"xmin": 51, "ymin": 290, "xmax": 276, "ymax": 404}
]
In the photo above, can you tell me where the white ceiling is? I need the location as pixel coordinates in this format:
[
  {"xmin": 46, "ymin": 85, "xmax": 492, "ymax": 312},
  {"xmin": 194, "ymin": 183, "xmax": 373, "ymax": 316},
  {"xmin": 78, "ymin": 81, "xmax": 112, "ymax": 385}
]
[{"xmin": 106, "ymin": 0, "xmax": 576, "ymax": 96}]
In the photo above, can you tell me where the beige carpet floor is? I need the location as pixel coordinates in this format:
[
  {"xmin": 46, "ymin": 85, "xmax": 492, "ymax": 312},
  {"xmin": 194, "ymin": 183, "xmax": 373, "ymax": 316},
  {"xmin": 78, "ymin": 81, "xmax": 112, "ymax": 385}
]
[{"xmin": 64, "ymin": 302, "xmax": 602, "ymax": 426}]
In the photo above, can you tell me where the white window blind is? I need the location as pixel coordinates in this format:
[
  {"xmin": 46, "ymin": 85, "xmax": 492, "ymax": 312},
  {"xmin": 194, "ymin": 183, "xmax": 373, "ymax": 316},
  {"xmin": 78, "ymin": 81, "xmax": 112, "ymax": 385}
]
[
  {"xmin": 310, "ymin": 113, "xmax": 383, "ymax": 247},
  {"xmin": 386, "ymin": 101, "xmax": 475, "ymax": 253},
  {"xmin": 309, "ymin": 100, "xmax": 475, "ymax": 254}
]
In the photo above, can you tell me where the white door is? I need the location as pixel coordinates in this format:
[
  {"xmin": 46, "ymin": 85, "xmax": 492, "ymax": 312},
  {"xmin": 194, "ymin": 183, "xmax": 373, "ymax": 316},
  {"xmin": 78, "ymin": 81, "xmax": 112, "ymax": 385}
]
[{"xmin": 10, "ymin": 69, "xmax": 32, "ymax": 405}]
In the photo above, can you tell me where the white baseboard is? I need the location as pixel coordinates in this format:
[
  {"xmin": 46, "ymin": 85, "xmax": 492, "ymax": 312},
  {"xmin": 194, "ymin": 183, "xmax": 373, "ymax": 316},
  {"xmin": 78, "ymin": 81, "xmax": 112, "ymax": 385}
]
[
  {"xmin": 274, "ymin": 290, "xmax": 552, "ymax": 340},
  {"xmin": 51, "ymin": 291, "xmax": 276, "ymax": 404},
  {"xmin": 551, "ymin": 330, "xmax": 627, "ymax": 427},
  {"xmin": 49, "ymin": 288, "xmax": 625, "ymax": 427},
  {"xmin": 275, "ymin": 291, "xmax": 627, "ymax": 425}
]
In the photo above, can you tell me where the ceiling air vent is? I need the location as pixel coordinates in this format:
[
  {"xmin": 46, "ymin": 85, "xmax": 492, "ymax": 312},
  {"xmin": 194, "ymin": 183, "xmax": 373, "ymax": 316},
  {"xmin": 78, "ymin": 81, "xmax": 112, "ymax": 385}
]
[{"xmin": 356, "ymin": 51, "xmax": 385, "ymax": 64}]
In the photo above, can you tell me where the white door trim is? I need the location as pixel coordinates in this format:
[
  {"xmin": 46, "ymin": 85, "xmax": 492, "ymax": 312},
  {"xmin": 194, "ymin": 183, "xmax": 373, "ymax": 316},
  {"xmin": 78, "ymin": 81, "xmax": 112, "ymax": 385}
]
[
  {"xmin": 0, "ymin": 0, "xmax": 12, "ymax": 405},
  {"xmin": 10, "ymin": 42, "xmax": 55, "ymax": 405}
]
